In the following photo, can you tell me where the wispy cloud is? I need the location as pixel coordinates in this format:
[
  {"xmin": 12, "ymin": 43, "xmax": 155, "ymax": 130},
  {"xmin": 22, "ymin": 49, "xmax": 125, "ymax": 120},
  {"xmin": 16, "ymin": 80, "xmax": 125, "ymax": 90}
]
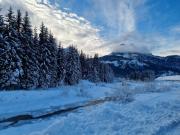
[
  {"xmin": 152, "ymin": 35, "xmax": 180, "ymax": 56},
  {"xmin": 80, "ymin": 0, "xmax": 154, "ymax": 54},
  {"xmin": 0, "ymin": 0, "xmax": 108, "ymax": 55},
  {"xmin": 170, "ymin": 25, "xmax": 180, "ymax": 34},
  {"xmin": 91, "ymin": 0, "xmax": 139, "ymax": 37},
  {"xmin": 0, "ymin": 0, "xmax": 179, "ymax": 56},
  {"xmin": 91, "ymin": 0, "xmax": 180, "ymax": 56}
]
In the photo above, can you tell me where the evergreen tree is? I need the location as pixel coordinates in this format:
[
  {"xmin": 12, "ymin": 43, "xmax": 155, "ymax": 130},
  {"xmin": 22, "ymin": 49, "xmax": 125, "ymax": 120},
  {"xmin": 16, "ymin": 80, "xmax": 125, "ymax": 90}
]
[
  {"xmin": 0, "ymin": 9, "xmax": 5, "ymax": 35},
  {"xmin": 92, "ymin": 54, "xmax": 100, "ymax": 82},
  {"xmin": 56, "ymin": 43, "xmax": 66, "ymax": 85},
  {"xmin": 6, "ymin": 7, "xmax": 14, "ymax": 26},
  {"xmin": 6, "ymin": 7, "xmax": 16, "ymax": 31},
  {"xmin": 38, "ymin": 23, "xmax": 55, "ymax": 88},
  {"xmin": 33, "ymin": 27, "xmax": 41, "ymax": 87},
  {"xmin": 65, "ymin": 46, "xmax": 82, "ymax": 85},
  {"xmin": 0, "ymin": 7, "xmax": 23, "ymax": 89},
  {"xmin": 22, "ymin": 12, "xmax": 32, "ymax": 37},
  {"xmin": 86, "ymin": 57, "xmax": 97, "ymax": 82},
  {"xmin": 0, "ymin": 32, "xmax": 22, "ymax": 90},
  {"xmin": 39, "ymin": 22, "xmax": 45, "ymax": 43},
  {"xmin": 4, "ymin": 7, "xmax": 18, "ymax": 43},
  {"xmin": 16, "ymin": 9, "xmax": 22, "ymax": 34},
  {"xmin": 19, "ymin": 12, "xmax": 39, "ymax": 89},
  {"xmin": 80, "ymin": 50, "xmax": 87, "ymax": 79},
  {"xmin": 39, "ymin": 22, "xmax": 48, "ymax": 44},
  {"xmin": 100, "ymin": 63, "xmax": 114, "ymax": 83},
  {"xmin": 33, "ymin": 27, "xmax": 39, "ymax": 49},
  {"xmin": 99, "ymin": 63, "xmax": 105, "ymax": 82},
  {"xmin": 38, "ymin": 23, "xmax": 48, "ymax": 87},
  {"xmin": 5, "ymin": 7, "xmax": 20, "ymax": 39},
  {"xmin": 47, "ymin": 32, "xmax": 58, "ymax": 87}
]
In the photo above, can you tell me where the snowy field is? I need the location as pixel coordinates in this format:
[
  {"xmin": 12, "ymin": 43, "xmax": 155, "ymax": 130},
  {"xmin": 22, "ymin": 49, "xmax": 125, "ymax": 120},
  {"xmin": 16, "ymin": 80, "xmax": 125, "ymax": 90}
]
[
  {"xmin": 0, "ymin": 77, "xmax": 180, "ymax": 135},
  {"xmin": 156, "ymin": 75, "xmax": 180, "ymax": 81}
]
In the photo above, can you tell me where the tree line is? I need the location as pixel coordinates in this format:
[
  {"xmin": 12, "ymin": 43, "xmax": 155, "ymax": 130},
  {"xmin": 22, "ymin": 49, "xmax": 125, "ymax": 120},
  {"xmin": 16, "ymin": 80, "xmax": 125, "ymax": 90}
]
[{"xmin": 0, "ymin": 7, "xmax": 114, "ymax": 90}]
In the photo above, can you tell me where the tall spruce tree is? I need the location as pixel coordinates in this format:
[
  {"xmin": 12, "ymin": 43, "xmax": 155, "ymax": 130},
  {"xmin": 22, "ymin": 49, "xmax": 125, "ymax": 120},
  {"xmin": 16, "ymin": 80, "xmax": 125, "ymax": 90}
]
[
  {"xmin": 56, "ymin": 43, "xmax": 66, "ymax": 85},
  {"xmin": 92, "ymin": 54, "xmax": 100, "ymax": 82},
  {"xmin": 33, "ymin": 27, "xmax": 38, "ymax": 45},
  {"xmin": 38, "ymin": 23, "xmax": 47, "ymax": 87},
  {"xmin": 38, "ymin": 23, "xmax": 54, "ymax": 88},
  {"xmin": 22, "ymin": 12, "xmax": 32, "ymax": 37},
  {"xmin": 0, "ymin": 9, "xmax": 5, "ymax": 35},
  {"xmin": 33, "ymin": 27, "xmax": 41, "ymax": 87},
  {"xmin": 80, "ymin": 51, "xmax": 92, "ymax": 80},
  {"xmin": 65, "ymin": 46, "xmax": 82, "ymax": 85},
  {"xmin": 86, "ymin": 57, "xmax": 96, "ymax": 82},
  {"xmin": 80, "ymin": 51, "xmax": 85, "ymax": 78},
  {"xmin": 47, "ymin": 32, "xmax": 57, "ymax": 87},
  {"xmin": 100, "ymin": 63, "xmax": 114, "ymax": 83},
  {"xmin": 16, "ymin": 10, "xmax": 22, "ymax": 34},
  {"xmin": 6, "ymin": 7, "xmax": 15, "ymax": 29},
  {"xmin": 19, "ymin": 11, "xmax": 39, "ymax": 89},
  {"xmin": 0, "ymin": 7, "xmax": 23, "ymax": 89},
  {"xmin": 0, "ymin": 13, "xmax": 8, "ymax": 89},
  {"xmin": 33, "ymin": 27, "xmax": 40, "ymax": 54},
  {"xmin": 0, "ymin": 37, "xmax": 23, "ymax": 90}
]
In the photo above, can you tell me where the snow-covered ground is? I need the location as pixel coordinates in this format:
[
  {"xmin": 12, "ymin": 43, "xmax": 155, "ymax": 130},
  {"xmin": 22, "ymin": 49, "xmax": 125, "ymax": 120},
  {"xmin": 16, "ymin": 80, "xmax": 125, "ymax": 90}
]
[
  {"xmin": 156, "ymin": 75, "xmax": 180, "ymax": 81},
  {"xmin": 0, "ymin": 79, "xmax": 180, "ymax": 135},
  {"xmin": 0, "ymin": 81, "xmax": 116, "ymax": 119}
]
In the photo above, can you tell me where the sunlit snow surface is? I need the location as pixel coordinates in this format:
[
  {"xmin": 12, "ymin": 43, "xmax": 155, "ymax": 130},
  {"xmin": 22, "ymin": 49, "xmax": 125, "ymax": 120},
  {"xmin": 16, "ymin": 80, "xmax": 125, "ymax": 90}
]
[
  {"xmin": 156, "ymin": 75, "xmax": 180, "ymax": 81},
  {"xmin": 0, "ymin": 79, "xmax": 180, "ymax": 135}
]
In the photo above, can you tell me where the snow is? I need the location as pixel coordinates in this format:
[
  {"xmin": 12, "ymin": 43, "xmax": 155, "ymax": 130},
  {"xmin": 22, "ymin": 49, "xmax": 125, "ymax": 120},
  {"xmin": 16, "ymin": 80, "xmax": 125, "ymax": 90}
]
[
  {"xmin": 32, "ymin": 90, "xmax": 179, "ymax": 135},
  {"xmin": 102, "ymin": 59, "xmax": 147, "ymax": 68},
  {"xmin": 127, "ymin": 59, "xmax": 147, "ymax": 68},
  {"xmin": 102, "ymin": 61, "xmax": 119, "ymax": 67},
  {"xmin": 156, "ymin": 75, "xmax": 180, "ymax": 81},
  {"xmin": 0, "ymin": 80, "xmax": 180, "ymax": 135},
  {"xmin": 103, "ymin": 53, "xmax": 148, "ymax": 68},
  {"xmin": 114, "ymin": 53, "xmax": 139, "ymax": 59},
  {"xmin": 0, "ymin": 80, "xmax": 115, "ymax": 119}
]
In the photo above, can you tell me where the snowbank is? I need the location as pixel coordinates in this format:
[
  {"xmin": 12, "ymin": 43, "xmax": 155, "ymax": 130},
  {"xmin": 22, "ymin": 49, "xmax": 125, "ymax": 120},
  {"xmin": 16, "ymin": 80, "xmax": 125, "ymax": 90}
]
[
  {"xmin": 156, "ymin": 75, "xmax": 180, "ymax": 81},
  {"xmin": 0, "ymin": 80, "xmax": 116, "ymax": 119},
  {"xmin": 1, "ymin": 87, "xmax": 180, "ymax": 135},
  {"xmin": 0, "ymin": 80, "xmax": 180, "ymax": 135}
]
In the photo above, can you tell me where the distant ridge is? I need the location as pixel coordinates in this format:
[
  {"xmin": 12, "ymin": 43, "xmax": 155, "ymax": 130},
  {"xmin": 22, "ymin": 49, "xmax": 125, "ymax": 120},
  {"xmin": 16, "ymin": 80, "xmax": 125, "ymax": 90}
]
[{"xmin": 100, "ymin": 52, "xmax": 180, "ymax": 78}]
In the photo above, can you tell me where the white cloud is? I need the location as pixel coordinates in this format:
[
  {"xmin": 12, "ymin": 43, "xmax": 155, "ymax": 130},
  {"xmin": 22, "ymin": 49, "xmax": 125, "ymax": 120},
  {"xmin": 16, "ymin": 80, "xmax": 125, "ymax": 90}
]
[
  {"xmin": 96, "ymin": 32, "xmax": 152, "ymax": 54},
  {"xmin": 0, "ymin": 0, "xmax": 108, "ymax": 55},
  {"xmin": 170, "ymin": 25, "xmax": 180, "ymax": 34},
  {"xmin": 87, "ymin": 0, "xmax": 155, "ymax": 54},
  {"xmin": 91, "ymin": 0, "xmax": 180, "ymax": 56},
  {"xmin": 152, "ymin": 35, "xmax": 180, "ymax": 56},
  {"xmin": 91, "ymin": 0, "xmax": 138, "ymax": 36},
  {"xmin": 0, "ymin": 0, "xmax": 179, "ymax": 56},
  {"xmin": 97, "ymin": 31, "xmax": 180, "ymax": 56}
]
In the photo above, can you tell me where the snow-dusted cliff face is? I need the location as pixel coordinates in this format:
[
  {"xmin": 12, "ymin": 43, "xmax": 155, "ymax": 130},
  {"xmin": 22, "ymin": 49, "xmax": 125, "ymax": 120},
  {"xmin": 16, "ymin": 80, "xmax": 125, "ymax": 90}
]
[{"xmin": 101, "ymin": 52, "xmax": 180, "ymax": 78}]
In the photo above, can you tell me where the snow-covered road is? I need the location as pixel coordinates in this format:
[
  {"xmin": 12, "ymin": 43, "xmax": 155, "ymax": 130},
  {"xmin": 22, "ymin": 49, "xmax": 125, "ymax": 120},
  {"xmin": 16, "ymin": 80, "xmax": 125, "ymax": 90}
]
[{"xmin": 0, "ymin": 80, "xmax": 180, "ymax": 135}]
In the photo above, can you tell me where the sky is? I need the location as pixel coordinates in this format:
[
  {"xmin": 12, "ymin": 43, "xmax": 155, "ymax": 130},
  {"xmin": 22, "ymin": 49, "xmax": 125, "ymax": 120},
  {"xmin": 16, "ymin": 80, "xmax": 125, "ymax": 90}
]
[{"xmin": 0, "ymin": 0, "xmax": 180, "ymax": 56}]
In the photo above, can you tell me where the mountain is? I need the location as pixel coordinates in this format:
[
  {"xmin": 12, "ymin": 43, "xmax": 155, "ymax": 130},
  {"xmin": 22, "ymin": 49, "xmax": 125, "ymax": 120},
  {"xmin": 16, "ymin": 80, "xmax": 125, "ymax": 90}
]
[{"xmin": 100, "ymin": 52, "xmax": 180, "ymax": 79}]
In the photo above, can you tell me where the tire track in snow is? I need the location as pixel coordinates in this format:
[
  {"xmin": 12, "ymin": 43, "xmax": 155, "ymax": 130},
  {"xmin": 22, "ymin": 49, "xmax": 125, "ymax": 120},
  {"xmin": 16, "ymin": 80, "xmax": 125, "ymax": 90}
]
[{"xmin": 0, "ymin": 95, "xmax": 132, "ymax": 130}]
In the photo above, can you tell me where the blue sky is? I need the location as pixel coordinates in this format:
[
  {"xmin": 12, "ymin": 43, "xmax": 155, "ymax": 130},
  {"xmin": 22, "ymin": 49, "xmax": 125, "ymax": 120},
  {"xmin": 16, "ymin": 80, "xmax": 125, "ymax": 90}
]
[
  {"xmin": 1, "ymin": 0, "xmax": 180, "ymax": 56},
  {"xmin": 137, "ymin": 0, "xmax": 180, "ymax": 35},
  {"xmin": 56, "ymin": 0, "xmax": 136, "ymax": 38},
  {"xmin": 56, "ymin": 0, "xmax": 180, "ymax": 37},
  {"xmin": 50, "ymin": 0, "xmax": 180, "ymax": 56}
]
